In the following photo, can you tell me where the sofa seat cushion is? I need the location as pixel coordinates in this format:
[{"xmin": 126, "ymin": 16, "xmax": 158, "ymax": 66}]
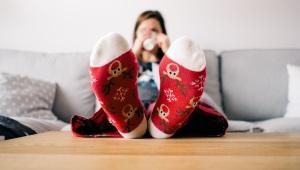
[
  {"xmin": 254, "ymin": 117, "xmax": 300, "ymax": 133},
  {"xmin": 227, "ymin": 120, "xmax": 254, "ymax": 132}
]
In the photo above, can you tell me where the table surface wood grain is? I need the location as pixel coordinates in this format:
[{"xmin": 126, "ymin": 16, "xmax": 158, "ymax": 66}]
[{"xmin": 0, "ymin": 131, "xmax": 299, "ymax": 170}]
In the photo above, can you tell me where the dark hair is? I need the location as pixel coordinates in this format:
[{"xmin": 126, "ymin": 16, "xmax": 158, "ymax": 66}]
[{"xmin": 133, "ymin": 10, "xmax": 167, "ymax": 60}]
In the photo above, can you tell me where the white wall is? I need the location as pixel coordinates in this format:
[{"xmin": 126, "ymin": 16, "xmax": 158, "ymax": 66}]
[{"xmin": 0, "ymin": 0, "xmax": 299, "ymax": 53}]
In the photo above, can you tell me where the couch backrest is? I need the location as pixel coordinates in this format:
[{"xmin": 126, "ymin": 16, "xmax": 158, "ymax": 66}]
[
  {"xmin": 203, "ymin": 50, "xmax": 222, "ymax": 108},
  {"xmin": 0, "ymin": 49, "xmax": 95, "ymax": 122},
  {"xmin": 220, "ymin": 49, "xmax": 300, "ymax": 121}
]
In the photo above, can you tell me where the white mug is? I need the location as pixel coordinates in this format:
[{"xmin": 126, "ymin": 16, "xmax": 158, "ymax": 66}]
[{"xmin": 143, "ymin": 32, "xmax": 157, "ymax": 51}]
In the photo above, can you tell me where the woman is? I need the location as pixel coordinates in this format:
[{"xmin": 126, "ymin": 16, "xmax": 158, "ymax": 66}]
[
  {"xmin": 70, "ymin": 11, "xmax": 228, "ymax": 139},
  {"xmin": 132, "ymin": 10, "xmax": 170, "ymax": 110}
]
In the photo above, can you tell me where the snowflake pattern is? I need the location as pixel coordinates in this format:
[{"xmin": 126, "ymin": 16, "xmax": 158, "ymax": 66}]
[
  {"xmin": 91, "ymin": 77, "xmax": 98, "ymax": 83},
  {"xmin": 191, "ymin": 75, "xmax": 205, "ymax": 92},
  {"xmin": 89, "ymin": 71, "xmax": 98, "ymax": 83},
  {"xmin": 164, "ymin": 88, "xmax": 177, "ymax": 102},
  {"xmin": 113, "ymin": 87, "xmax": 128, "ymax": 102}
]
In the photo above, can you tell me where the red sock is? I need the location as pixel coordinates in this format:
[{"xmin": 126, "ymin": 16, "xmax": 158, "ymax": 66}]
[
  {"xmin": 90, "ymin": 33, "xmax": 147, "ymax": 138},
  {"xmin": 149, "ymin": 37, "xmax": 206, "ymax": 138}
]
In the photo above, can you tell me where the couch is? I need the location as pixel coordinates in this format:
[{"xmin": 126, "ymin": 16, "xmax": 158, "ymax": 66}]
[{"xmin": 0, "ymin": 48, "xmax": 299, "ymax": 134}]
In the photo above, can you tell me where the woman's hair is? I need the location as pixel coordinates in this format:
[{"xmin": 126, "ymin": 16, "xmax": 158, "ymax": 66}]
[{"xmin": 133, "ymin": 10, "xmax": 167, "ymax": 60}]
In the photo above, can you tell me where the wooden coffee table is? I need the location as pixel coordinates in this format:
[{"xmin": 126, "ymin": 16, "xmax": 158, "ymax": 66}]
[{"xmin": 0, "ymin": 132, "xmax": 299, "ymax": 170}]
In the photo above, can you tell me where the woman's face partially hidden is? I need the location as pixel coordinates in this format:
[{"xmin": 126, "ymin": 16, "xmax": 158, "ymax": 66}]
[{"xmin": 136, "ymin": 18, "xmax": 162, "ymax": 39}]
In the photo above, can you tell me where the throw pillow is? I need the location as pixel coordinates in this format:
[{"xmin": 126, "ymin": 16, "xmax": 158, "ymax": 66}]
[
  {"xmin": 285, "ymin": 64, "xmax": 300, "ymax": 117},
  {"xmin": 0, "ymin": 72, "xmax": 57, "ymax": 120}
]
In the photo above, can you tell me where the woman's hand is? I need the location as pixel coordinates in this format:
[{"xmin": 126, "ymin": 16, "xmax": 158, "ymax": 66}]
[
  {"xmin": 132, "ymin": 35, "xmax": 147, "ymax": 57},
  {"xmin": 156, "ymin": 33, "xmax": 170, "ymax": 53}
]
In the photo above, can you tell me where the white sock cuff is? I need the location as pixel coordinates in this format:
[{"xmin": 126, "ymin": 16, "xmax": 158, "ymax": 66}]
[
  {"xmin": 120, "ymin": 114, "xmax": 147, "ymax": 139},
  {"xmin": 166, "ymin": 36, "xmax": 206, "ymax": 72},
  {"xmin": 90, "ymin": 32, "xmax": 130, "ymax": 67}
]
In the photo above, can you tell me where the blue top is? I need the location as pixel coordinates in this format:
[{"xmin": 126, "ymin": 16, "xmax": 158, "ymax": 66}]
[{"xmin": 137, "ymin": 61, "xmax": 159, "ymax": 108}]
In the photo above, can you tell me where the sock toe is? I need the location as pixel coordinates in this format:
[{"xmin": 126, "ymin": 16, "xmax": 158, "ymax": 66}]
[
  {"xmin": 120, "ymin": 114, "xmax": 147, "ymax": 139},
  {"xmin": 148, "ymin": 118, "xmax": 173, "ymax": 138},
  {"xmin": 166, "ymin": 36, "xmax": 206, "ymax": 72},
  {"xmin": 90, "ymin": 32, "xmax": 130, "ymax": 67}
]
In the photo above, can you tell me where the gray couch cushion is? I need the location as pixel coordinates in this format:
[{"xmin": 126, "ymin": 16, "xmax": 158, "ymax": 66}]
[
  {"xmin": 220, "ymin": 49, "xmax": 300, "ymax": 121},
  {"xmin": 0, "ymin": 49, "xmax": 95, "ymax": 122},
  {"xmin": 227, "ymin": 118, "xmax": 300, "ymax": 133},
  {"xmin": 227, "ymin": 120, "xmax": 254, "ymax": 132},
  {"xmin": 254, "ymin": 118, "xmax": 300, "ymax": 133},
  {"xmin": 203, "ymin": 50, "xmax": 222, "ymax": 107}
]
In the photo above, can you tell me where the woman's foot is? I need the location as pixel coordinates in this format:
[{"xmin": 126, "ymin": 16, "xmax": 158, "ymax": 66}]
[
  {"xmin": 149, "ymin": 37, "xmax": 206, "ymax": 138},
  {"xmin": 89, "ymin": 32, "xmax": 147, "ymax": 138}
]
